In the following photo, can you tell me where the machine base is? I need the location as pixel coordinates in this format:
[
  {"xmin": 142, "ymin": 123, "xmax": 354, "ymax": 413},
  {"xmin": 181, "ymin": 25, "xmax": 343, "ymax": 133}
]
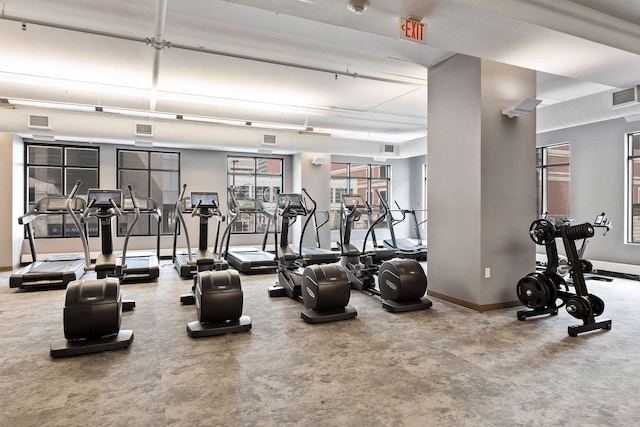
[
  {"xmin": 50, "ymin": 330, "xmax": 134, "ymax": 358},
  {"xmin": 517, "ymin": 306, "xmax": 559, "ymax": 320},
  {"xmin": 187, "ymin": 316, "xmax": 252, "ymax": 338},
  {"xmin": 568, "ymin": 319, "xmax": 612, "ymax": 337},
  {"xmin": 301, "ymin": 305, "xmax": 357, "ymax": 324},
  {"xmin": 383, "ymin": 297, "xmax": 432, "ymax": 312}
]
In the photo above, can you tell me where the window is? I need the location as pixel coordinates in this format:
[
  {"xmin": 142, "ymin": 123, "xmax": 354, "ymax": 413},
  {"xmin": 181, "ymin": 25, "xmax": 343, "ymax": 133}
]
[
  {"xmin": 330, "ymin": 162, "xmax": 391, "ymax": 230},
  {"xmin": 227, "ymin": 156, "xmax": 283, "ymax": 234},
  {"xmin": 536, "ymin": 143, "xmax": 570, "ymax": 219},
  {"xmin": 25, "ymin": 143, "xmax": 99, "ymax": 238},
  {"xmin": 117, "ymin": 149, "xmax": 180, "ymax": 236},
  {"xmin": 626, "ymin": 132, "xmax": 640, "ymax": 243}
]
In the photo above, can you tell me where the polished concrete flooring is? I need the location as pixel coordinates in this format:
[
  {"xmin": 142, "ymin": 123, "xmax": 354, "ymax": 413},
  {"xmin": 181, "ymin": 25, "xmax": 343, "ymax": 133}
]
[{"xmin": 1, "ymin": 261, "xmax": 639, "ymax": 426}]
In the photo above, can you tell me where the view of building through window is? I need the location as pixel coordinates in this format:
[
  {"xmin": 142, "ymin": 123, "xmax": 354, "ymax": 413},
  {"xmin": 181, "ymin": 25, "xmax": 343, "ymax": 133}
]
[
  {"xmin": 536, "ymin": 143, "xmax": 570, "ymax": 220},
  {"xmin": 330, "ymin": 162, "xmax": 390, "ymax": 230}
]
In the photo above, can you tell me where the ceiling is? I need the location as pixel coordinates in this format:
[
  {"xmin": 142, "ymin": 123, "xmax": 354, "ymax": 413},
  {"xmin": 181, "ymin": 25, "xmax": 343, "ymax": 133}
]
[{"xmin": 1, "ymin": 0, "xmax": 640, "ymax": 157}]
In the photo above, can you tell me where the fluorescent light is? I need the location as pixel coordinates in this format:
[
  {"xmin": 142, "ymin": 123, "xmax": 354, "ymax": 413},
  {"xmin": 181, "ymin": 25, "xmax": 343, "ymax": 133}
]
[
  {"xmin": 8, "ymin": 98, "xmax": 96, "ymax": 112},
  {"xmin": 180, "ymin": 115, "xmax": 246, "ymax": 126},
  {"xmin": 250, "ymin": 121, "xmax": 306, "ymax": 131},
  {"xmin": 100, "ymin": 107, "xmax": 176, "ymax": 120}
]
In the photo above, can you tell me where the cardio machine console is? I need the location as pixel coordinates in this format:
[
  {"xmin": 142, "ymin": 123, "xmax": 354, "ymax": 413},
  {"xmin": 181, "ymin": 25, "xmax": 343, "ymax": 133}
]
[
  {"xmin": 278, "ymin": 193, "xmax": 306, "ymax": 215},
  {"xmin": 191, "ymin": 192, "xmax": 219, "ymax": 209},
  {"xmin": 88, "ymin": 189, "xmax": 122, "ymax": 208},
  {"xmin": 341, "ymin": 194, "xmax": 366, "ymax": 210}
]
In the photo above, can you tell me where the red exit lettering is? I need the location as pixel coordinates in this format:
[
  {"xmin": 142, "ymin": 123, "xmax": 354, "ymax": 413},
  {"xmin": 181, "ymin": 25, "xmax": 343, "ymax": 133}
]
[{"xmin": 400, "ymin": 18, "xmax": 425, "ymax": 43}]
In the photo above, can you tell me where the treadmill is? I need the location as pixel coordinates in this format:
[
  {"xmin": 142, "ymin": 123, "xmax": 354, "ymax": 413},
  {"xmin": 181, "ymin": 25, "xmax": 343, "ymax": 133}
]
[
  {"xmin": 10, "ymin": 186, "xmax": 87, "ymax": 289},
  {"xmin": 224, "ymin": 187, "xmax": 278, "ymax": 274},
  {"xmin": 379, "ymin": 193, "xmax": 427, "ymax": 261},
  {"xmin": 291, "ymin": 189, "xmax": 340, "ymax": 266},
  {"xmin": 117, "ymin": 195, "xmax": 162, "ymax": 281}
]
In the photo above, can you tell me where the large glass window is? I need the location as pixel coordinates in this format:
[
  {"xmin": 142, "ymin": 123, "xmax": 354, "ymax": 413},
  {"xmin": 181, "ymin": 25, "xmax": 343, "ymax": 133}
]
[
  {"xmin": 536, "ymin": 143, "xmax": 570, "ymax": 219},
  {"xmin": 227, "ymin": 156, "xmax": 283, "ymax": 234},
  {"xmin": 330, "ymin": 162, "xmax": 391, "ymax": 230},
  {"xmin": 25, "ymin": 143, "xmax": 99, "ymax": 238},
  {"xmin": 117, "ymin": 149, "xmax": 180, "ymax": 236},
  {"xmin": 627, "ymin": 133, "xmax": 640, "ymax": 243}
]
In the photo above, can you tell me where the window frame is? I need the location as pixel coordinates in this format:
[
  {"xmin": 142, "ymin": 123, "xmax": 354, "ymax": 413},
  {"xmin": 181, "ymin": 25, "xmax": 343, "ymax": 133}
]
[
  {"xmin": 329, "ymin": 162, "xmax": 391, "ymax": 231},
  {"xmin": 536, "ymin": 142, "xmax": 571, "ymax": 219},
  {"xmin": 625, "ymin": 132, "xmax": 640, "ymax": 244},
  {"xmin": 116, "ymin": 148, "xmax": 181, "ymax": 237},
  {"xmin": 227, "ymin": 155, "xmax": 284, "ymax": 234},
  {"xmin": 24, "ymin": 141, "xmax": 100, "ymax": 239}
]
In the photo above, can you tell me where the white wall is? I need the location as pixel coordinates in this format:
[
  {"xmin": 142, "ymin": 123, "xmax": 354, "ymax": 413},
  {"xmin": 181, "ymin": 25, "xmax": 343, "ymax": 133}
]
[{"xmin": 0, "ymin": 134, "xmax": 24, "ymax": 269}]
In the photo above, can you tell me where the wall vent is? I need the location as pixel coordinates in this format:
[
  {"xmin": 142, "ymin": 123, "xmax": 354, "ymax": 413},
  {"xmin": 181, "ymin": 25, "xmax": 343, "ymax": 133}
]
[
  {"xmin": 612, "ymin": 85, "xmax": 640, "ymax": 109},
  {"xmin": 383, "ymin": 144, "xmax": 395, "ymax": 154},
  {"xmin": 28, "ymin": 114, "xmax": 50, "ymax": 129},
  {"xmin": 135, "ymin": 123, "xmax": 153, "ymax": 136},
  {"xmin": 263, "ymin": 134, "xmax": 277, "ymax": 145}
]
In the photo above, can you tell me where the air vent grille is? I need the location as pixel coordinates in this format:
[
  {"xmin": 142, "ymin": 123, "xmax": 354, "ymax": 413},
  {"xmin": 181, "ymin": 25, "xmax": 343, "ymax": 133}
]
[
  {"xmin": 135, "ymin": 123, "xmax": 153, "ymax": 136},
  {"xmin": 612, "ymin": 85, "xmax": 640, "ymax": 109},
  {"xmin": 383, "ymin": 144, "xmax": 395, "ymax": 154},
  {"xmin": 28, "ymin": 114, "xmax": 50, "ymax": 129},
  {"xmin": 263, "ymin": 135, "xmax": 277, "ymax": 145}
]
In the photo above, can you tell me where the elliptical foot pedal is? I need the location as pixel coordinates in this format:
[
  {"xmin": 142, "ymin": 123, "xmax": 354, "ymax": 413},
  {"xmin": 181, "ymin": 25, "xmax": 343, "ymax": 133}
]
[
  {"xmin": 300, "ymin": 305, "xmax": 357, "ymax": 324},
  {"xmin": 383, "ymin": 297, "xmax": 433, "ymax": 313},
  {"xmin": 568, "ymin": 319, "xmax": 612, "ymax": 337},
  {"xmin": 268, "ymin": 285, "xmax": 287, "ymax": 298},
  {"xmin": 180, "ymin": 294, "xmax": 195, "ymax": 305},
  {"xmin": 187, "ymin": 316, "xmax": 252, "ymax": 338},
  {"xmin": 50, "ymin": 330, "xmax": 134, "ymax": 358},
  {"xmin": 123, "ymin": 299, "xmax": 136, "ymax": 311}
]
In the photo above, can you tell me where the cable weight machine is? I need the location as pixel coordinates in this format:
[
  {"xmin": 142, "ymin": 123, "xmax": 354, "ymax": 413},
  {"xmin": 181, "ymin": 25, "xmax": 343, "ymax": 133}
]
[{"xmin": 516, "ymin": 218, "xmax": 611, "ymax": 337}]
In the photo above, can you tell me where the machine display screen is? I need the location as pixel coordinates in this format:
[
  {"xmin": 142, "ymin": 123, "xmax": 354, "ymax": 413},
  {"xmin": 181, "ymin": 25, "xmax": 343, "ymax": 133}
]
[
  {"xmin": 46, "ymin": 197, "xmax": 69, "ymax": 211},
  {"xmin": 191, "ymin": 192, "xmax": 219, "ymax": 209},
  {"xmin": 342, "ymin": 194, "xmax": 365, "ymax": 209},
  {"xmin": 278, "ymin": 193, "xmax": 303, "ymax": 209},
  {"xmin": 88, "ymin": 189, "xmax": 122, "ymax": 208},
  {"xmin": 123, "ymin": 197, "xmax": 149, "ymax": 211},
  {"xmin": 594, "ymin": 213, "xmax": 606, "ymax": 225}
]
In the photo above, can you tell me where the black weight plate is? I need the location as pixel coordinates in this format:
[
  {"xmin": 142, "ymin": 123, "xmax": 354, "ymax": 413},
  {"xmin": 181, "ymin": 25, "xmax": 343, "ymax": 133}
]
[{"xmin": 588, "ymin": 294, "xmax": 605, "ymax": 317}]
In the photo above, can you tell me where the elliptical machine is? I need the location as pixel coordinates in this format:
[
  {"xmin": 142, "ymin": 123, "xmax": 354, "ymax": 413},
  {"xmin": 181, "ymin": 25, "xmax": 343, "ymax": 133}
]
[
  {"xmin": 339, "ymin": 193, "xmax": 432, "ymax": 312},
  {"xmin": 516, "ymin": 218, "xmax": 612, "ymax": 337},
  {"xmin": 186, "ymin": 191, "xmax": 251, "ymax": 338},
  {"xmin": 173, "ymin": 184, "xmax": 227, "ymax": 280},
  {"xmin": 268, "ymin": 191, "xmax": 357, "ymax": 323},
  {"xmin": 50, "ymin": 182, "xmax": 134, "ymax": 357}
]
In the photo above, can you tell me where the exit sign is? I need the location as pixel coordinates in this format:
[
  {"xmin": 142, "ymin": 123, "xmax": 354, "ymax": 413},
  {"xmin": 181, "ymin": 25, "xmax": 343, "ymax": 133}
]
[{"xmin": 399, "ymin": 17, "xmax": 426, "ymax": 43}]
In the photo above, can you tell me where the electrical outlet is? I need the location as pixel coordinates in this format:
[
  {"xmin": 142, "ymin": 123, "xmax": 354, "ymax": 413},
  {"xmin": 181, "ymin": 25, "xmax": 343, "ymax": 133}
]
[{"xmin": 484, "ymin": 267, "xmax": 491, "ymax": 278}]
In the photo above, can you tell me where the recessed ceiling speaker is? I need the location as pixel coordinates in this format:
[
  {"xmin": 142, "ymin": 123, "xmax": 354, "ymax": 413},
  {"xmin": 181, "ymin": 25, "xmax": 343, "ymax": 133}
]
[{"xmin": 347, "ymin": 0, "xmax": 369, "ymax": 14}]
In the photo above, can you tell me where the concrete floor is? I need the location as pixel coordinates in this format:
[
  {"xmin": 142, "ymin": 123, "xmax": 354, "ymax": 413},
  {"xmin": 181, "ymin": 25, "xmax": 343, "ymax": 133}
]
[{"xmin": 1, "ymin": 261, "xmax": 639, "ymax": 426}]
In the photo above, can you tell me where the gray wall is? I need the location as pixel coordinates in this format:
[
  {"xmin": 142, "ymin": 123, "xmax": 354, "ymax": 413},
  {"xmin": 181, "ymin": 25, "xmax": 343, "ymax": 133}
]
[
  {"xmin": 428, "ymin": 54, "xmax": 536, "ymax": 308},
  {"xmin": 537, "ymin": 117, "xmax": 640, "ymax": 266}
]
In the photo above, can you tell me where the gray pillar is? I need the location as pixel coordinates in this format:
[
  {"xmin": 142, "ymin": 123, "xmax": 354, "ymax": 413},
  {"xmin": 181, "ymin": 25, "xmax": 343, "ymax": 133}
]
[
  {"xmin": 427, "ymin": 54, "xmax": 536, "ymax": 311},
  {"xmin": 0, "ymin": 134, "xmax": 24, "ymax": 269}
]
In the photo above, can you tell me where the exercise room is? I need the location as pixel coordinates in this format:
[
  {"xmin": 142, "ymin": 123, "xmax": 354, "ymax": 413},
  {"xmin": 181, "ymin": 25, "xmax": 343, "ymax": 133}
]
[{"xmin": 2, "ymin": 1, "xmax": 640, "ymax": 425}]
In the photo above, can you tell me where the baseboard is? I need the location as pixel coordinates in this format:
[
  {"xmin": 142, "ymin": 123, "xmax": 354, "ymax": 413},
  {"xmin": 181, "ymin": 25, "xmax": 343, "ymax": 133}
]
[{"xmin": 427, "ymin": 290, "xmax": 521, "ymax": 312}]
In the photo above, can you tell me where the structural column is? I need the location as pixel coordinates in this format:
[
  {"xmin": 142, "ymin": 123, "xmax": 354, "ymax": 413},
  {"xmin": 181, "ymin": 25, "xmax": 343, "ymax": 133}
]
[
  {"xmin": 0, "ymin": 133, "xmax": 24, "ymax": 269},
  {"xmin": 427, "ymin": 54, "xmax": 536, "ymax": 310}
]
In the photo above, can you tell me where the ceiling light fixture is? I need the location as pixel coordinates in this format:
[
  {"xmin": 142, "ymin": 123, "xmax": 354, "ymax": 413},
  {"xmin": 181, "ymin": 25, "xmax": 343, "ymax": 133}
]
[{"xmin": 347, "ymin": 0, "xmax": 369, "ymax": 14}]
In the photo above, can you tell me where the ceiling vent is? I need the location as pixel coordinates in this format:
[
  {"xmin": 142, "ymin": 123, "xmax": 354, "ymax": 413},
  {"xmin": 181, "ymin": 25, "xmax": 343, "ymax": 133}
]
[
  {"xmin": 263, "ymin": 135, "xmax": 277, "ymax": 145},
  {"xmin": 383, "ymin": 144, "xmax": 395, "ymax": 154},
  {"xmin": 135, "ymin": 123, "xmax": 153, "ymax": 137},
  {"xmin": 612, "ymin": 85, "xmax": 640, "ymax": 109},
  {"xmin": 28, "ymin": 114, "xmax": 50, "ymax": 129}
]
